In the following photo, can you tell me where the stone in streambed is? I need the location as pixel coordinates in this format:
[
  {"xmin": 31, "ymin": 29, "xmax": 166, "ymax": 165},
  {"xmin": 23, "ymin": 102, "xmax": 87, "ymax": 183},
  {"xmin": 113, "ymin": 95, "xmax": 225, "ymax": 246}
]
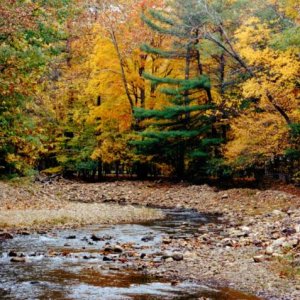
[
  {"xmin": 37, "ymin": 230, "xmax": 47, "ymax": 235},
  {"xmin": 165, "ymin": 257, "xmax": 173, "ymax": 262},
  {"xmin": 83, "ymin": 255, "xmax": 97, "ymax": 260},
  {"xmin": 11, "ymin": 257, "xmax": 27, "ymax": 263},
  {"xmin": 66, "ymin": 235, "xmax": 76, "ymax": 239},
  {"xmin": 104, "ymin": 245, "xmax": 123, "ymax": 253},
  {"xmin": 91, "ymin": 234, "xmax": 102, "ymax": 241},
  {"xmin": 271, "ymin": 237, "xmax": 286, "ymax": 248},
  {"xmin": 113, "ymin": 245, "xmax": 124, "ymax": 253},
  {"xmin": 8, "ymin": 250, "xmax": 18, "ymax": 257},
  {"xmin": 253, "ymin": 255, "xmax": 265, "ymax": 263},
  {"xmin": 172, "ymin": 252, "xmax": 184, "ymax": 261},
  {"xmin": 91, "ymin": 234, "xmax": 112, "ymax": 242},
  {"xmin": 141, "ymin": 235, "xmax": 154, "ymax": 242},
  {"xmin": 265, "ymin": 246, "xmax": 274, "ymax": 255},
  {"xmin": 282, "ymin": 228, "xmax": 296, "ymax": 236},
  {"xmin": 0, "ymin": 232, "xmax": 13, "ymax": 240},
  {"xmin": 162, "ymin": 251, "xmax": 172, "ymax": 260},
  {"xmin": 162, "ymin": 238, "xmax": 172, "ymax": 244},
  {"xmin": 20, "ymin": 231, "xmax": 30, "ymax": 236},
  {"xmin": 152, "ymin": 257, "xmax": 162, "ymax": 263},
  {"xmin": 103, "ymin": 256, "xmax": 113, "ymax": 261}
]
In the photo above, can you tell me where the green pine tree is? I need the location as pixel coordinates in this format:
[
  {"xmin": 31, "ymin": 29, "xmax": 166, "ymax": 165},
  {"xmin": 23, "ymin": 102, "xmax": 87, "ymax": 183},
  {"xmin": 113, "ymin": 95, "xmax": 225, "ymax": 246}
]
[{"xmin": 133, "ymin": 0, "xmax": 222, "ymax": 178}]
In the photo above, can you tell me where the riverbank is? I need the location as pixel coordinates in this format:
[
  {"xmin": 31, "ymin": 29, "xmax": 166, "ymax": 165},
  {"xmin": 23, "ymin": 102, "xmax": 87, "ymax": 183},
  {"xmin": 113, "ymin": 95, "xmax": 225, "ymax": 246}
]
[
  {"xmin": 1, "ymin": 179, "xmax": 300, "ymax": 299},
  {"xmin": 0, "ymin": 181, "xmax": 163, "ymax": 230}
]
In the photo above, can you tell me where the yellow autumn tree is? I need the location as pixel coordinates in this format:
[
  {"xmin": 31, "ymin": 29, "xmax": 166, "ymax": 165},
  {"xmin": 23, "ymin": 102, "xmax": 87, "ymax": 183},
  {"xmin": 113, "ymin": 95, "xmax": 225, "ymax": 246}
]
[{"xmin": 224, "ymin": 9, "xmax": 300, "ymax": 168}]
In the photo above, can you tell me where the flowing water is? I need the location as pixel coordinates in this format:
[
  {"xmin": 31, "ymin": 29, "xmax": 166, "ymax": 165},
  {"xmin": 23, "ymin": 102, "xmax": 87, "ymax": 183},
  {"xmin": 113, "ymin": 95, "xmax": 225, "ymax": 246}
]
[{"xmin": 0, "ymin": 208, "xmax": 261, "ymax": 299}]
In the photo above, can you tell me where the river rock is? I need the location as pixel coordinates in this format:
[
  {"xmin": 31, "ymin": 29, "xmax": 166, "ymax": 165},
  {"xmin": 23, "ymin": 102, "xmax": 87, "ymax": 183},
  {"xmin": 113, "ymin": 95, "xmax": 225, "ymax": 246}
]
[
  {"xmin": 19, "ymin": 231, "xmax": 30, "ymax": 236},
  {"xmin": 8, "ymin": 250, "xmax": 18, "ymax": 257},
  {"xmin": 172, "ymin": 252, "xmax": 184, "ymax": 261},
  {"xmin": 152, "ymin": 257, "xmax": 162, "ymax": 263},
  {"xmin": 162, "ymin": 238, "xmax": 172, "ymax": 244},
  {"xmin": 102, "ymin": 234, "xmax": 113, "ymax": 240},
  {"xmin": 253, "ymin": 255, "xmax": 265, "ymax": 263},
  {"xmin": 37, "ymin": 230, "xmax": 47, "ymax": 235},
  {"xmin": 103, "ymin": 256, "xmax": 113, "ymax": 261},
  {"xmin": 162, "ymin": 251, "xmax": 172, "ymax": 259},
  {"xmin": 113, "ymin": 245, "xmax": 124, "ymax": 253},
  {"xmin": 271, "ymin": 237, "xmax": 286, "ymax": 248},
  {"xmin": 66, "ymin": 235, "xmax": 76, "ymax": 239},
  {"xmin": 11, "ymin": 257, "xmax": 27, "ymax": 263},
  {"xmin": 141, "ymin": 235, "xmax": 154, "ymax": 242},
  {"xmin": 91, "ymin": 234, "xmax": 102, "ymax": 241},
  {"xmin": 0, "ymin": 232, "xmax": 13, "ymax": 240},
  {"xmin": 240, "ymin": 226, "xmax": 251, "ymax": 233},
  {"xmin": 165, "ymin": 257, "xmax": 173, "ymax": 262},
  {"xmin": 265, "ymin": 246, "xmax": 274, "ymax": 255},
  {"xmin": 282, "ymin": 228, "xmax": 296, "ymax": 236},
  {"xmin": 294, "ymin": 224, "xmax": 300, "ymax": 233}
]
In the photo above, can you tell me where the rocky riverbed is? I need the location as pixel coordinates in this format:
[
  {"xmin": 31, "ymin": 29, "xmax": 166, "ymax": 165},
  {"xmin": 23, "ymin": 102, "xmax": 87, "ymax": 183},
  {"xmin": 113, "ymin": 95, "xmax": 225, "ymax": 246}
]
[{"xmin": 1, "ymin": 179, "xmax": 300, "ymax": 299}]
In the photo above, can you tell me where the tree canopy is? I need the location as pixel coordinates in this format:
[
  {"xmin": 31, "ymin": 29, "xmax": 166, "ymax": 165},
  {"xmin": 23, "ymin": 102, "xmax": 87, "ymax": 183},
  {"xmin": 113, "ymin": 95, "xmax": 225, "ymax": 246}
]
[{"xmin": 0, "ymin": 0, "xmax": 299, "ymax": 182}]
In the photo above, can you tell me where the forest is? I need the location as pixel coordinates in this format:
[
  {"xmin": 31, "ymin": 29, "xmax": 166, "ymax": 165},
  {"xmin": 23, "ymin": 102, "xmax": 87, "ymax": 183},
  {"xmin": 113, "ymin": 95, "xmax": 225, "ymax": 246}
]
[
  {"xmin": 1, "ymin": 2, "xmax": 300, "ymax": 299},
  {"xmin": 0, "ymin": 0, "xmax": 299, "ymax": 183}
]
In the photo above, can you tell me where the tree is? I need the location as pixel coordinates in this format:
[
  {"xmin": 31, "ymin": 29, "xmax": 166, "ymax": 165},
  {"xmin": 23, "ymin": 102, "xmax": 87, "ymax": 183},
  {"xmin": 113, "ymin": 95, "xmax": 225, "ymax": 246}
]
[
  {"xmin": 222, "ymin": 1, "xmax": 300, "ymax": 175},
  {"xmin": 133, "ymin": 0, "xmax": 223, "ymax": 178},
  {"xmin": 0, "ymin": 0, "xmax": 73, "ymax": 175},
  {"xmin": 84, "ymin": 0, "xmax": 170, "ymax": 176}
]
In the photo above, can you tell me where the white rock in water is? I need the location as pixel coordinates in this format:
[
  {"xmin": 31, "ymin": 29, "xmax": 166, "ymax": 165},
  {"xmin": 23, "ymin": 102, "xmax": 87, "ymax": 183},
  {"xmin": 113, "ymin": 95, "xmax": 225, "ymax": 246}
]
[{"xmin": 11, "ymin": 257, "xmax": 27, "ymax": 263}]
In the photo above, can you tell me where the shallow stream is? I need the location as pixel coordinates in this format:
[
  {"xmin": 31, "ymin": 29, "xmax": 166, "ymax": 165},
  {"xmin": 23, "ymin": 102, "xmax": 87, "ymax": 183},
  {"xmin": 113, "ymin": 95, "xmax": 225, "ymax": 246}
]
[{"xmin": 0, "ymin": 208, "xmax": 261, "ymax": 299}]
